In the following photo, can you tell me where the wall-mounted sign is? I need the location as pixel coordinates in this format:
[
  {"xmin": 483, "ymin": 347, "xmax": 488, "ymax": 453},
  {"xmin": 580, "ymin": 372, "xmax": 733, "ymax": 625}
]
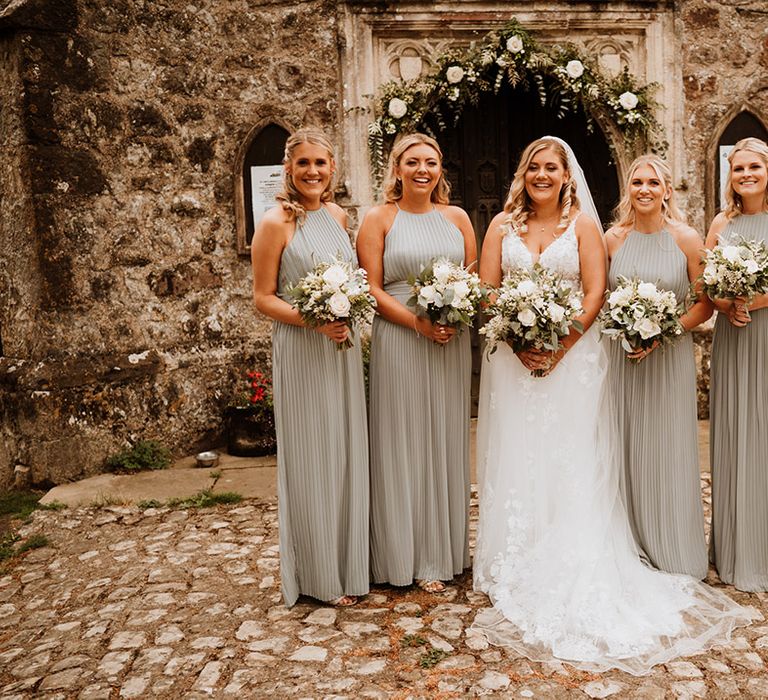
[{"xmin": 250, "ymin": 165, "xmax": 284, "ymax": 229}]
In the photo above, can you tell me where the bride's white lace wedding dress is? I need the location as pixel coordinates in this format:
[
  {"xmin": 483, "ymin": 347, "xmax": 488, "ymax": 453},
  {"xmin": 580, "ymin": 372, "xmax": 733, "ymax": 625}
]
[{"xmin": 472, "ymin": 218, "xmax": 757, "ymax": 675}]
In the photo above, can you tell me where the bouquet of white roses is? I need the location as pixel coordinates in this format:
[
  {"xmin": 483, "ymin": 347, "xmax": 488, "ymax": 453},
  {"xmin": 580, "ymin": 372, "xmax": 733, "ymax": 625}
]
[
  {"xmin": 701, "ymin": 237, "xmax": 768, "ymax": 302},
  {"xmin": 599, "ymin": 276, "xmax": 685, "ymax": 358},
  {"xmin": 286, "ymin": 258, "xmax": 376, "ymax": 350},
  {"xmin": 407, "ymin": 258, "xmax": 485, "ymax": 331},
  {"xmin": 480, "ymin": 263, "xmax": 583, "ymax": 375}
]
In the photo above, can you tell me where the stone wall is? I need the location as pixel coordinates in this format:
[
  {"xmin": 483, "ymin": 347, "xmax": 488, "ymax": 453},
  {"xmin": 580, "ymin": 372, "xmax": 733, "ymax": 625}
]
[
  {"xmin": 0, "ymin": 0, "xmax": 343, "ymax": 487},
  {"xmin": 678, "ymin": 0, "xmax": 768, "ymax": 234}
]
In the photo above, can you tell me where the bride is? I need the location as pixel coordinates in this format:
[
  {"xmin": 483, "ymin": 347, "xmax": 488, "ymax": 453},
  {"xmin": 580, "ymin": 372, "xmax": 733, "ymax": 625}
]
[{"xmin": 472, "ymin": 136, "xmax": 757, "ymax": 675}]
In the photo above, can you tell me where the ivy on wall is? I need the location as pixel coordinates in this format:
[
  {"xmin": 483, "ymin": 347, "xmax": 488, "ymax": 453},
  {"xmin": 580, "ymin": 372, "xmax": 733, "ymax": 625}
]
[{"xmin": 366, "ymin": 19, "xmax": 664, "ymax": 186}]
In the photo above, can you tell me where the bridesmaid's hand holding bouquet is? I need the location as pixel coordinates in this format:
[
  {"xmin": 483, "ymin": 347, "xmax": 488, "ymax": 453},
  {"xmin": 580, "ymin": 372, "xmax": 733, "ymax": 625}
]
[
  {"xmin": 599, "ymin": 276, "xmax": 685, "ymax": 361},
  {"xmin": 480, "ymin": 264, "xmax": 583, "ymax": 376},
  {"xmin": 407, "ymin": 258, "xmax": 485, "ymax": 335},
  {"xmin": 287, "ymin": 258, "xmax": 376, "ymax": 350},
  {"xmin": 702, "ymin": 238, "xmax": 768, "ymax": 319}
]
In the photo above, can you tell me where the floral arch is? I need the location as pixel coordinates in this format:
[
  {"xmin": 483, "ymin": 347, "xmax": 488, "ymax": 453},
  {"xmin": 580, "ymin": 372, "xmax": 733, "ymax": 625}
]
[{"xmin": 366, "ymin": 19, "xmax": 665, "ymax": 187}]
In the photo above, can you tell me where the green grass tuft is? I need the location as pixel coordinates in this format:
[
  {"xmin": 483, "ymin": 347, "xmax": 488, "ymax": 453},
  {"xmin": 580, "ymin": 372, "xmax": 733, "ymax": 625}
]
[
  {"xmin": 0, "ymin": 490, "xmax": 41, "ymax": 519},
  {"xmin": 38, "ymin": 500, "xmax": 67, "ymax": 511},
  {"xmin": 106, "ymin": 440, "xmax": 172, "ymax": 473},
  {"xmin": 400, "ymin": 634, "xmax": 427, "ymax": 648},
  {"xmin": 16, "ymin": 534, "xmax": 50, "ymax": 554},
  {"xmin": 137, "ymin": 499, "xmax": 162, "ymax": 510},
  {"xmin": 0, "ymin": 532, "xmax": 20, "ymax": 562},
  {"xmin": 418, "ymin": 648, "xmax": 448, "ymax": 669}
]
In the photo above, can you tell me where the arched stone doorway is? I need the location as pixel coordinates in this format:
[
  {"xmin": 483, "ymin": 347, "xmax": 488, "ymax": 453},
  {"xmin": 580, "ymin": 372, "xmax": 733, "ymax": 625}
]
[
  {"xmin": 437, "ymin": 81, "xmax": 620, "ymax": 243},
  {"xmin": 432, "ymin": 82, "xmax": 621, "ymax": 411}
]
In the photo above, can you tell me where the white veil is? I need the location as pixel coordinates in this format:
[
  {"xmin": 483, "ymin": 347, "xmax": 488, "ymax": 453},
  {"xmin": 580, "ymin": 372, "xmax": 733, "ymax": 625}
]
[{"xmin": 543, "ymin": 135, "xmax": 603, "ymax": 234}]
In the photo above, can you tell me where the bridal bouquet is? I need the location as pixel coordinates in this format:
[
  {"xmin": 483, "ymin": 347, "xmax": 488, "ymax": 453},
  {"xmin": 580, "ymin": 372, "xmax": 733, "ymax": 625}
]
[
  {"xmin": 701, "ymin": 237, "xmax": 768, "ymax": 301},
  {"xmin": 599, "ymin": 276, "xmax": 685, "ymax": 357},
  {"xmin": 286, "ymin": 258, "xmax": 376, "ymax": 350},
  {"xmin": 407, "ymin": 258, "xmax": 484, "ymax": 331},
  {"xmin": 480, "ymin": 264, "xmax": 583, "ymax": 374}
]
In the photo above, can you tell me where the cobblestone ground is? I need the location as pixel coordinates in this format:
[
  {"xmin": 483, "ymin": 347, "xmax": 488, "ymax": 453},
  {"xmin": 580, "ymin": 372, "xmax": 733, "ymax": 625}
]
[{"xmin": 1, "ymin": 478, "xmax": 767, "ymax": 699}]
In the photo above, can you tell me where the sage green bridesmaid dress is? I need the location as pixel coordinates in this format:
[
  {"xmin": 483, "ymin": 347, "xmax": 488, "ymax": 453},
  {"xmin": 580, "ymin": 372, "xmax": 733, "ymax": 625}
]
[
  {"xmin": 368, "ymin": 207, "xmax": 471, "ymax": 586},
  {"xmin": 608, "ymin": 229, "xmax": 708, "ymax": 579},
  {"xmin": 273, "ymin": 206, "xmax": 369, "ymax": 607},
  {"xmin": 710, "ymin": 212, "xmax": 768, "ymax": 592}
]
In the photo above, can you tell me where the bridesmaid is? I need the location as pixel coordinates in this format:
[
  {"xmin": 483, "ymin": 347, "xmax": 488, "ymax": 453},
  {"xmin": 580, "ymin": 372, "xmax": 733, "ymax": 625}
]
[
  {"xmin": 251, "ymin": 128, "xmax": 369, "ymax": 607},
  {"xmin": 357, "ymin": 133, "xmax": 476, "ymax": 593},
  {"xmin": 706, "ymin": 137, "xmax": 768, "ymax": 592},
  {"xmin": 606, "ymin": 154, "xmax": 711, "ymax": 579}
]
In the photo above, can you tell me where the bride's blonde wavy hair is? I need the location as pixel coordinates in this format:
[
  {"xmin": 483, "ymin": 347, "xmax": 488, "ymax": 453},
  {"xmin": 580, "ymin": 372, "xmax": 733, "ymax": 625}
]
[
  {"xmin": 382, "ymin": 133, "xmax": 451, "ymax": 205},
  {"xmin": 503, "ymin": 137, "xmax": 580, "ymax": 233},
  {"xmin": 610, "ymin": 154, "xmax": 686, "ymax": 233},
  {"xmin": 276, "ymin": 128, "xmax": 335, "ymax": 223},
  {"xmin": 722, "ymin": 137, "xmax": 768, "ymax": 220}
]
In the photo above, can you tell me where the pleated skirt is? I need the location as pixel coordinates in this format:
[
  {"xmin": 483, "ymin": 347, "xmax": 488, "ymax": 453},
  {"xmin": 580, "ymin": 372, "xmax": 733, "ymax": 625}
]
[
  {"xmin": 710, "ymin": 310, "xmax": 768, "ymax": 592},
  {"xmin": 608, "ymin": 334, "xmax": 708, "ymax": 578},
  {"xmin": 368, "ymin": 314, "xmax": 471, "ymax": 585},
  {"xmin": 272, "ymin": 321, "xmax": 370, "ymax": 606}
]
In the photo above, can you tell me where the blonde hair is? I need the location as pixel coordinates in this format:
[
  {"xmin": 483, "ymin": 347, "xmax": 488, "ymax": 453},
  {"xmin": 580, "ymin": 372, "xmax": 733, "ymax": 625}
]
[
  {"xmin": 611, "ymin": 154, "xmax": 686, "ymax": 233},
  {"xmin": 503, "ymin": 138, "xmax": 580, "ymax": 233},
  {"xmin": 276, "ymin": 128, "xmax": 335, "ymax": 223},
  {"xmin": 382, "ymin": 133, "xmax": 451, "ymax": 205},
  {"xmin": 723, "ymin": 137, "xmax": 768, "ymax": 220}
]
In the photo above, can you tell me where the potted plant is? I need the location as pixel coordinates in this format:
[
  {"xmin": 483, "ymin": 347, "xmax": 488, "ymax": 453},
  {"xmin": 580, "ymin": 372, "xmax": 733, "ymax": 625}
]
[{"xmin": 225, "ymin": 369, "xmax": 277, "ymax": 457}]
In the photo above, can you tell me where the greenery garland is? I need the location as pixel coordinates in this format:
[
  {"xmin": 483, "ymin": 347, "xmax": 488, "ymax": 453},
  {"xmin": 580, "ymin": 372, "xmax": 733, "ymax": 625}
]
[{"xmin": 367, "ymin": 19, "xmax": 664, "ymax": 188}]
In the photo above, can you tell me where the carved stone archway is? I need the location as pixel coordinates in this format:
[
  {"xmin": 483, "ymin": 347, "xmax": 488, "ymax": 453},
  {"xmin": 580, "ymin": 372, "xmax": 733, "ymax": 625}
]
[{"xmin": 339, "ymin": 2, "xmax": 680, "ymax": 212}]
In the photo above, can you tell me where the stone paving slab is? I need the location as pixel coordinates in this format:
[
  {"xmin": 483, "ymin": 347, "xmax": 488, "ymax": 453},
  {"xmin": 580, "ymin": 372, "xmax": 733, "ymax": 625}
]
[
  {"xmin": 38, "ymin": 453, "xmax": 278, "ymax": 508},
  {"xmin": 2, "ymin": 476, "xmax": 767, "ymax": 699}
]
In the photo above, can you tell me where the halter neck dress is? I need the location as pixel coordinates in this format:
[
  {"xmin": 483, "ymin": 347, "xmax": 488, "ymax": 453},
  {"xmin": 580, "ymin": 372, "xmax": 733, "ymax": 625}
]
[
  {"xmin": 273, "ymin": 206, "xmax": 369, "ymax": 606},
  {"xmin": 710, "ymin": 212, "xmax": 768, "ymax": 591},
  {"xmin": 607, "ymin": 228, "xmax": 708, "ymax": 579},
  {"xmin": 368, "ymin": 207, "xmax": 471, "ymax": 585}
]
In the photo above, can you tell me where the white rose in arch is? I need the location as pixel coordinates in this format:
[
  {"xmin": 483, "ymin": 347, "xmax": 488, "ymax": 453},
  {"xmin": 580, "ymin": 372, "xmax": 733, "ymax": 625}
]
[
  {"xmin": 328, "ymin": 291, "xmax": 351, "ymax": 317},
  {"xmin": 446, "ymin": 65, "xmax": 465, "ymax": 84},
  {"xmin": 618, "ymin": 91, "xmax": 639, "ymax": 111},
  {"xmin": 565, "ymin": 59, "xmax": 585, "ymax": 79},
  {"xmin": 322, "ymin": 264, "xmax": 348, "ymax": 289},
  {"xmin": 506, "ymin": 35, "xmax": 524, "ymax": 54},
  {"xmin": 518, "ymin": 308, "xmax": 537, "ymax": 327},
  {"xmin": 388, "ymin": 98, "xmax": 407, "ymax": 119}
]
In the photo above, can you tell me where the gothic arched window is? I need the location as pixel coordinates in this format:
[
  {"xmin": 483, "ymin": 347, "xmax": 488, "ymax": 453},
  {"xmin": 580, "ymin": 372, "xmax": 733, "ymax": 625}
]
[{"xmin": 235, "ymin": 122, "xmax": 290, "ymax": 254}]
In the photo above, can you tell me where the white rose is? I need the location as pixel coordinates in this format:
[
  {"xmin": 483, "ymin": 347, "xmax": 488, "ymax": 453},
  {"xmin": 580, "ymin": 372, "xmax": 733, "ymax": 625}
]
[
  {"xmin": 566, "ymin": 60, "xmax": 584, "ymax": 79},
  {"xmin": 547, "ymin": 302, "xmax": 565, "ymax": 323},
  {"xmin": 634, "ymin": 317, "xmax": 661, "ymax": 340},
  {"xmin": 637, "ymin": 282, "xmax": 660, "ymax": 301},
  {"xmin": 446, "ymin": 65, "xmax": 465, "ymax": 84},
  {"xmin": 322, "ymin": 264, "xmax": 348, "ymax": 289},
  {"xmin": 506, "ymin": 35, "xmax": 524, "ymax": 54},
  {"xmin": 608, "ymin": 287, "xmax": 633, "ymax": 307},
  {"xmin": 518, "ymin": 308, "xmax": 536, "ymax": 327},
  {"xmin": 516, "ymin": 279, "xmax": 538, "ymax": 296},
  {"xmin": 419, "ymin": 285, "xmax": 437, "ymax": 303},
  {"xmin": 744, "ymin": 259, "xmax": 759, "ymax": 274},
  {"xmin": 703, "ymin": 265, "xmax": 717, "ymax": 283},
  {"xmin": 388, "ymin": 98, "xmax": 407, "ymax": 119},
  {"xmin": 618, "ymin": 91, "xmax": 638, "ymax": 110},
  {"xmin": 451, "ymin": 280, "xmax": 470, "ymax": 304},
  {"xmin": 433, "ymin": 263, "xmax": 452, "ymax": 284},
  {"xmin": 721, "ymin": 245, "xmax": 740, "ymax": 263},
  {"xmin": 328, "ymin": 291, "xmax": 351, "ymax": 317}
]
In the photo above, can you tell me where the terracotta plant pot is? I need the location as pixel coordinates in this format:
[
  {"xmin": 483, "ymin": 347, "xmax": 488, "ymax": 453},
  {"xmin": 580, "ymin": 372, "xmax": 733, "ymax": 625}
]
[{"xmin": 225, "ymin": 406, "xmax": 277, "ymax": 457}]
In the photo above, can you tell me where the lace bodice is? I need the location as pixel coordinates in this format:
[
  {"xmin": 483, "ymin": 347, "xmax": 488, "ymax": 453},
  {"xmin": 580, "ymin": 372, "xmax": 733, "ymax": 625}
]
[{"xmin": 501, "ymin": 218, "xmax": 581, "ymax": 286}]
